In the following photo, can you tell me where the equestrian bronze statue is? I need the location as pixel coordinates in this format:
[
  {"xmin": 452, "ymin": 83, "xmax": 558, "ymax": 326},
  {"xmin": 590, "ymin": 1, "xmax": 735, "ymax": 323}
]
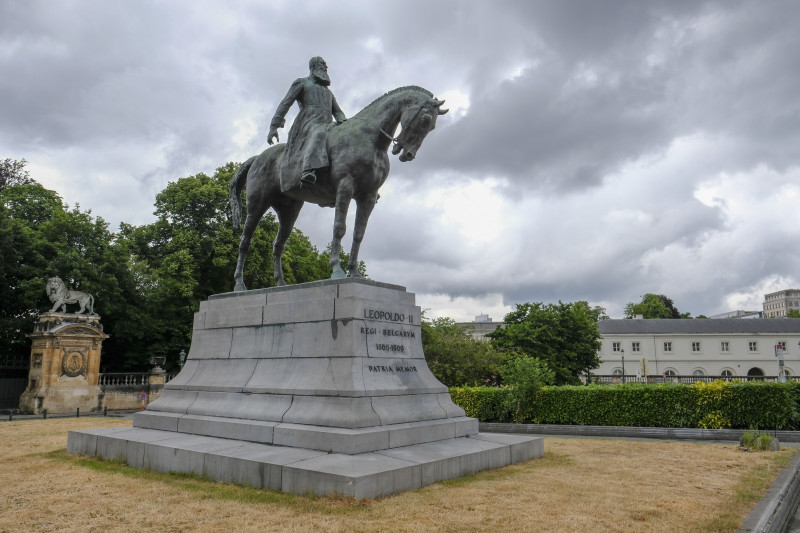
[{"xmin": 229, "ymin": 63, "xmax": 447, "ymax": 290}]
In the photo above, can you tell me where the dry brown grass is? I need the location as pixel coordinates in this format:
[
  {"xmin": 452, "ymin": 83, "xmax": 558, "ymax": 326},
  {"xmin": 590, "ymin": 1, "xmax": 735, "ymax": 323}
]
[{"xmin": 0, "ymin": 417, "xmax": 793, "ymax": 533}]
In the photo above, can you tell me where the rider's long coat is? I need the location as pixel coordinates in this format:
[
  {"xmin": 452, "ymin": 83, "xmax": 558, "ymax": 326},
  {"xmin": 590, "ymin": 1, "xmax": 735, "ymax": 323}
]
[{"xmin": 270, "ymin": 76, "xmax": 347, "ymax": 191}]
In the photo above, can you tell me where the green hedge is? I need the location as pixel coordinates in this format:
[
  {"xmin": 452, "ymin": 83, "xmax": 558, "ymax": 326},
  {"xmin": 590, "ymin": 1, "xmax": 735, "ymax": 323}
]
[{"xmin": 450, "ymin": 381, "xmax": 800, "ymax": 430}]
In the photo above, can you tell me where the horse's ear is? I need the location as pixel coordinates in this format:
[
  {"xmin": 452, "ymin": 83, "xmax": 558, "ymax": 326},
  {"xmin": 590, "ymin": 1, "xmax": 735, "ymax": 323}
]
[{"xmin": 431, "ymin": 98, "xmax": 449, "ymax": 115}]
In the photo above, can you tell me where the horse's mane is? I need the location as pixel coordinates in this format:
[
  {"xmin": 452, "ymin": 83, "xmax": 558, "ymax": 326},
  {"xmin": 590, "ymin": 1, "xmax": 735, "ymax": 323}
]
[{"xmin": 354, "ymin": 86, "xmax": 433, "ymax": 118}]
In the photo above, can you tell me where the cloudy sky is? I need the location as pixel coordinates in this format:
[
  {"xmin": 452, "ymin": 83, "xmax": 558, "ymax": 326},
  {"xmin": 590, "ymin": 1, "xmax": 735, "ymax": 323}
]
[{"xmin": 3, "ymin": 0, "xmax": 799, "ymax": 320}]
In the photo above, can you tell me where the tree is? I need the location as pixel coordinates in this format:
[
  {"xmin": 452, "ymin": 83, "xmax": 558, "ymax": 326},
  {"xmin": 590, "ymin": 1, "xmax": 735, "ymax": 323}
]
[
  {"xmin": 488, "ymin": 301, "xmax": 605, "ymax": 385},
  {"xmin": 0, "ymin": 158, "xmax": 36, "ymax": 192},
  {"xmin": 0, "ymin": 183, "xmax": 137, "ymax": 364},
  {"xmin": 624, "ymin": 293, "xmax": 690, "ymax": 319},
  {"xmin": 421, "ymin": 316, "xmax": 512, "ymax": 386},
  {"xmin": 787, "ymin": 309, "xmax": 800, "ymax": 318}
]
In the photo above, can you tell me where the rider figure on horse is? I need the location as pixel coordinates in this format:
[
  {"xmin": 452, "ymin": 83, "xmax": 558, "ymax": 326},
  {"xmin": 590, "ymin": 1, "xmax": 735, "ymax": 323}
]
[{"xmin": 267, "ymin": 56, "xmax": 348, "ymax": 192}]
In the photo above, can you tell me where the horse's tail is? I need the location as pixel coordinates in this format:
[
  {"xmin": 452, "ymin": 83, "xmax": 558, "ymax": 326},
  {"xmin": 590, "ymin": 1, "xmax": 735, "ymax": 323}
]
[{"xmin": 229, "ymin": 156, "xmax": 256, "ymax": 230}]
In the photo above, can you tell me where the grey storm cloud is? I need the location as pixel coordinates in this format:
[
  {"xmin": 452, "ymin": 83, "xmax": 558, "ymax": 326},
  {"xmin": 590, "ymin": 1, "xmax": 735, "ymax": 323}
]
[{"xmin": 2, "ymin": 0, "xmax": 800, "ymax": 320}]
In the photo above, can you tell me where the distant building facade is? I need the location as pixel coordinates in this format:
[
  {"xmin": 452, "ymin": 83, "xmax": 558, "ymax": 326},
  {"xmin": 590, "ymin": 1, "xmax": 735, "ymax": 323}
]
[
  {"xmin": 595, "ymin": 318, "xmax": 800, "ymax": 378},
  {"xmin": 763, "ymin": 289, "xmax": 800, "ymax": 317},
  {"xmin": 708, "ymin": 310, "xmax": 763, "ymax": 319},
  {"xmin": 456, "ymin": 315, "xmax": 504, "ymax": 341}
]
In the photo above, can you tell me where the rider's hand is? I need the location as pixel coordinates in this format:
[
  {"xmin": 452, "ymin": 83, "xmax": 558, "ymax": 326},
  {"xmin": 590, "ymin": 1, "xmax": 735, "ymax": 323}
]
[{"xmin": 268, "ymin": 127, "xmax": 279, "ymax": 145}]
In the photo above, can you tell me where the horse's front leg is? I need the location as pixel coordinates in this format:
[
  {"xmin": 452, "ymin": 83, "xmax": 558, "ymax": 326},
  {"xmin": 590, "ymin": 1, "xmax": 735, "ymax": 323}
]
[
  {"xmin": 348, "ymin": 193, "xmax": 378, "ymax": 278},
  {"xmin": 329, "ymin": 179, "xmax": 355, "ymax": 279}
]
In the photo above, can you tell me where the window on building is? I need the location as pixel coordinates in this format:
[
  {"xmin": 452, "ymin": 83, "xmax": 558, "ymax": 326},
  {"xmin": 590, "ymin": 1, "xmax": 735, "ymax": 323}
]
[
  {"xmin": 749, "ymin": 341, "xmax": 758, "ymax": 352},
  {"xmin": 692, "ymin": 342, "xmax": 701, "ymax": 352},
  {"xmin": 692, "ymin": 369, "xmax": 706, "ymax": 376},
  {"xmin": 664, "ymin": 369, "xmax": 677, "ymax": 377},
  {"xmin": 612, "ymin": 342, "xmax": 621, "ymax": 352},
  {"xmin": 781, "ymin": 369, "xmax": 792, "ymax": 378},
  {"xmin": 720, "ymin": 341, "xmax": 729, "ymax": 352},
  {"xmin": 721, "ymin": 369, "xmax": 734, "ymax": 379},
  {"xmin": 777, "ymin": 342, "xmax": 787, "ymax": 350},
  {"xmin": 631, "ymin": 342, "xmax": 640, "ymax": 352},
  {"xmin": 612, "ymin": 369, "xmax": 622, "ymax": 376},
  {"xmin": 663, "ymin": 342, "xmax": 672, "ymax": 352}
]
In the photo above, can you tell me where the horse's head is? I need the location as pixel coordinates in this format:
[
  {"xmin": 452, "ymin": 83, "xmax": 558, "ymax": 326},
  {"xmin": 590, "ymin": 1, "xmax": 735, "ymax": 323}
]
[{"xmin": 393, "ymin": 98, "xmax": 448, "ymax": 162}]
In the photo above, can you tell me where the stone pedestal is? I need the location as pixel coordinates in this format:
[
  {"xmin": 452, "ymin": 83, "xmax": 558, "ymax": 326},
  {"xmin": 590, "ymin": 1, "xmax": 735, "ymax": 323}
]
[
  {"xmin": 20, "ymin": 313, "xmax": 108, "ymax": 414},
  {"xmin": 68, "ymin": 279, "xmax": 542, "ymax": 498}
]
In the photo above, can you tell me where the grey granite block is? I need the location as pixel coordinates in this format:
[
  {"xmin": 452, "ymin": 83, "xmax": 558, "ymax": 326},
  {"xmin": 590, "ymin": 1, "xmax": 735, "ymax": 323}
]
[
  {"xmin": 452, "ymin": 416, "xmax": 480, "ymax": 437},
  {"xmin": 386, "ymin": 419, "xmax": 456, "ymax": 449},
  {"xmin": 133, "ymin": 411, "xmax": 183, "ymax": 431},
  {"xmin": 182, "ymin": 359, "xmax": 258, "ymax": 392},
  {"xmin": 199, "ymin": 292, "xmax": 267, "ymax": 312},
  {"xmin": 244, "ymin": 358, "xmax": 339, "ymax": 396},
  {"xmin": 436, "ymin": 392, "xmax": 468, "ymax": 418},
  {"xmin": 185, "ymin": 391, "xmax": 292, "ymax": 421},
  {"xmin": 163, "ymin": 360, "xmax": 200, "ymax": 390},
  {"xmin": 281, "ymin": 452, "xmax": 421, "ymax": 499},
  {"xmin": 193, "ymin": 311, "xmax": 205, "ymax": 331},
  {"xmin": 141, "ymin": 435, "xmax": 233, "ymax": 476},
  {"xmin": 66, "ymin": 427, "xmax": 123, "ymax": 455},
  {"xmin": 337, "ymin": 282, "xmax": 415, "ymax": 305},
  {"xmin": 177, "ymin": 414, "xmax": 277, "ymax": 443},
  {"xmin": 145, "ymin": 389, "xmax": 199, "ymax": 414},
  {"xmin": 334, "ymin": 297, "xmax": 421, "ymax": 326},
  {"xmin": 203, "ymin": 442, "xmax": 326, "ymax": 490},
  {"xmin": 471, "ymin": 433, "xmax": 545, "ymax": 464},
  {"xmin": 281, "ymin": 395, "xmax": 382, "ymax": 428},
  {"xmin": 273, "ymin": 423, "xmax": 390, "ymax": 454},
  {"xmin": 187, "ymin": 327, "xmax": 232, "ymax": 359},
  {"xmin": 291, "ymin": 321, "xmax": 353, "ymax": 357},
  {"xmin": 362, "ymin": 358, "xmax": 448, "ymax": 395},
  {"xmin": 263, "ymin": 299, "xmax": 335, "ymax": 324},
  {"xmin": 266, "ymin": 283, "xmax": 338, "ymax": 304},
  {"xmin": 204, "ymin": 306, "xmax": 263, "ymax": 329},
  {"xmin": 230, "ymin": 324, "xmax": 293, "ymax": 358},
  {"xmin": 371, "ymin": 393, "xmax": 448, "ymax": 425},
  {"xmin": 378, "ymin": 437, "xmax": 510, "ymax": 486}
]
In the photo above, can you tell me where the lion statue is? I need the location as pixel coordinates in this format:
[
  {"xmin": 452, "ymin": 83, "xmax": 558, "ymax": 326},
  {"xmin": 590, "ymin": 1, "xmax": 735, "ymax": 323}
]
[{"xmin": 47, "ymin": 277, "xmax": 94, "ymax": 314}]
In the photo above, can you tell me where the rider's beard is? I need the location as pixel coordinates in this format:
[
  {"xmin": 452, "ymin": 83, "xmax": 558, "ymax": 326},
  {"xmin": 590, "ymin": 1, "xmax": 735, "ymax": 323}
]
[{"xmin": 312, "ymin": 68, "xmax": 331, "ymax": 86}]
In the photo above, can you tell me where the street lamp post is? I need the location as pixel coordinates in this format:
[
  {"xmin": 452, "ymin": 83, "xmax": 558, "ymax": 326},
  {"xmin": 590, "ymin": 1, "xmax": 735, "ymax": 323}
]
[{"xmin": 621, "ymin": 349, "xmax": 625, "ymax": 384}]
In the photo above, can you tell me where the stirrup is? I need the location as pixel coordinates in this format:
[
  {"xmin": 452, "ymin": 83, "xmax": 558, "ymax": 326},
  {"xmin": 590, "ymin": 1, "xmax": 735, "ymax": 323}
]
[{"xmin": 300, "ymin": 170, "xmax": 317, "ymax": 185}]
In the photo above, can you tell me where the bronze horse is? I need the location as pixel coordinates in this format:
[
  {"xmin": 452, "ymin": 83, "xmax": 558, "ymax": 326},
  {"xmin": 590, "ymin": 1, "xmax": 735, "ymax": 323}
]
[{"xmin": 229, "ymin": 86, "xmax": 447, "ymax": 290}]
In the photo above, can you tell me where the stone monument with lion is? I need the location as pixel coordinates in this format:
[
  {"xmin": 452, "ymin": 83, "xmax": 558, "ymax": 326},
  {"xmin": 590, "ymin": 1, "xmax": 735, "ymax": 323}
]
[{"xmin": 47, "ymin": 276, "xmax": 95, "ymax": 314}]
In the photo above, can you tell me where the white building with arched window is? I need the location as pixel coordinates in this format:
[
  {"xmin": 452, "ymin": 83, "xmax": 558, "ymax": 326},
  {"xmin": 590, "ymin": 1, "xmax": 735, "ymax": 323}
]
[{"xmin": 595, "ymin": 318, "xmax": 800, "ymax": 378}]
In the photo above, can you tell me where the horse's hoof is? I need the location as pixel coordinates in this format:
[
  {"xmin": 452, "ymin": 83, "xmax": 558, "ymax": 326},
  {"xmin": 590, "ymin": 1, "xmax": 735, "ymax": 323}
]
[
  {"xmin": 276, "ymin": 279, "xmax": 286, "ymax": 287},
  {"xmin": 234, "ymin": 281, "xmax": 247, "ymax": 292},
  {"xmin": 330, "ymin": 266, "xmax": 346, "ymax": 279},
  {"xmin": 348, "ymin": 269, "xmax": 363, "ymax": 279}
]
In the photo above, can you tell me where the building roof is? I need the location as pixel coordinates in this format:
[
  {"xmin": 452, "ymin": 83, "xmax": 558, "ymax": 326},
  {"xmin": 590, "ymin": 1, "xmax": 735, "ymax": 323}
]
[{"xmin": 599, "ymin": 318, "xmax": 800, "ymax": 335}]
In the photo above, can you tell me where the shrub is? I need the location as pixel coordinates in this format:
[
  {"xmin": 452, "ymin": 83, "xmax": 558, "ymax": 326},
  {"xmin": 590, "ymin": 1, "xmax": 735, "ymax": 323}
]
[{"xmin": 449, "ymin": 381, "xmax": 800, "ymax": 429}]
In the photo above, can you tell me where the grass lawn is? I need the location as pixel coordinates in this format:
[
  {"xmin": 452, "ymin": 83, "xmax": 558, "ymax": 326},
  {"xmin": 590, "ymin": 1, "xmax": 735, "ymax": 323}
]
[{"xmin": 0, "ymin": 417, "xmax": 794, "ymax": 532}]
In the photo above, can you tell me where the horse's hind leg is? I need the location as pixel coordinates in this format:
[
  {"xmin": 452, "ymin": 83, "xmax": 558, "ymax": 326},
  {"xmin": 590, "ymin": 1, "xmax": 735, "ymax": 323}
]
[
  {"xmin": 272, "ymin": 198, "xmax": 303, "ymax": 286},
  {"xmin": 234, "ymin": 198, "xmax": 270, "ymax": 292},
  {"xmin": 329, "ymin": 179, "xmax": 355, "ymax": 279},
  {"xmin": 348, "ymin": 193, "xmax": 378, "ymax": 277}
]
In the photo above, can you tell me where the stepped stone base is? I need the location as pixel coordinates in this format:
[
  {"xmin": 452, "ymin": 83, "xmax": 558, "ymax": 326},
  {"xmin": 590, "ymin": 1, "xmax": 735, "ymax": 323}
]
[
  {"xmin": 67, "ymin": 278, "xmax": 543, "ymax": 497},
  {"xmin": 67, "ymin": 427, "xmax": 543, "ymax": 498}
]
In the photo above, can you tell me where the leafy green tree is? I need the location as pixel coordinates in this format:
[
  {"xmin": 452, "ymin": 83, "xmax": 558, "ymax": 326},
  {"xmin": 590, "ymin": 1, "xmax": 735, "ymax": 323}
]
[
  {"xmin": 624, "ymin": 293, "xmax": 689, "ymax": 319},
  {"xmin": 500, "ymin": 356, "xmax": 555, "ymax": 422},
  {"xmin": 0, "ymin": 183, "xmax": 137, "ymax": 366},
  {"xmin": 787, "ymin": 309, "xmax": 800, "ymax": 318},
  {"xmin": 0, "ymin": 157, "xmax": 35, "ymax": 192},
  {"xmin": 421, "ymin": 316, "xmax": 511, "ymax": 386},
  {"xmin": 489, "ymin": 301, "xmax": 605, "ymax": 385}
]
